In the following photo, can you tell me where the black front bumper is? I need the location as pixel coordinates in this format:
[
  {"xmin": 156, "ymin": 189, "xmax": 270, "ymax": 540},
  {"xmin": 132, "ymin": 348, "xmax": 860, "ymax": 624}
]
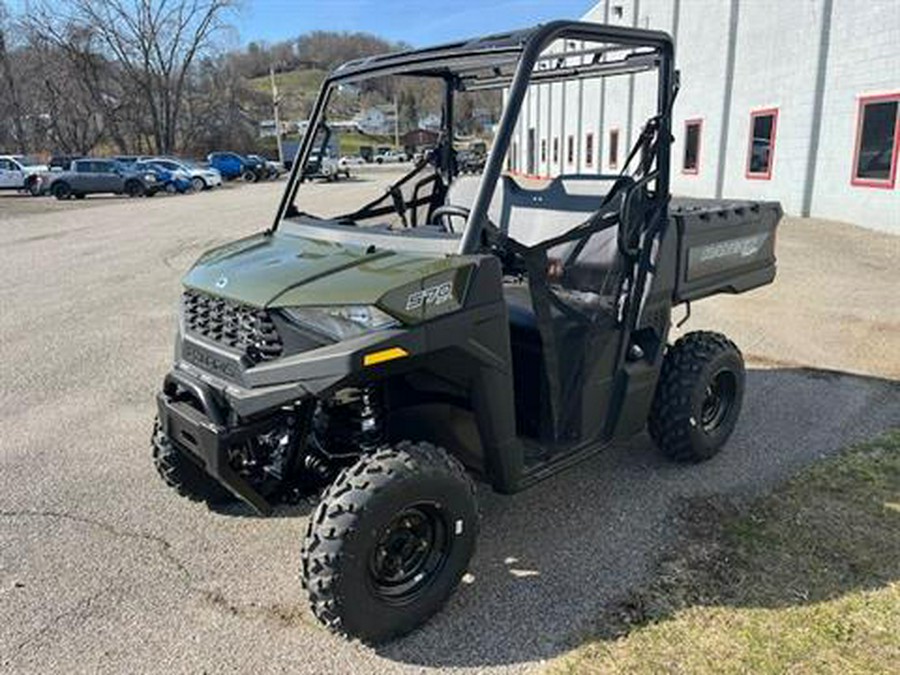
[{"xmin": 156, "ymin": 370, "xmax": 281, "ymax": 515}]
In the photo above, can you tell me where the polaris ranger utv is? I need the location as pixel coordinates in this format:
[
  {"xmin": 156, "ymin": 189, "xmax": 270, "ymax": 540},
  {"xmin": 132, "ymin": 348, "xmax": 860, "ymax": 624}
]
[{"xmin": 153, "ymin": 21, "xmax": 781, "ymax": 643}]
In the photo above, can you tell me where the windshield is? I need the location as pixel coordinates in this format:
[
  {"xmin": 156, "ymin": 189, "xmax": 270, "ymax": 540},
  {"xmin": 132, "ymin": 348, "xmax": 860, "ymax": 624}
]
[
  {"xmin": 276, "ymin": 23, "xmax": 673, "ymax": 256},
  {"xmin": 12, "ymin": 156, "xmax": 40, "ymax": 166},
  {"xmin": 282, "ymin": 71, "xmax": 500, "ymax": 231}
]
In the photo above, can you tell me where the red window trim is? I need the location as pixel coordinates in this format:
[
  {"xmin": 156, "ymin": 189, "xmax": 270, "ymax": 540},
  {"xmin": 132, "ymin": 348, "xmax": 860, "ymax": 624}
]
[
  {"xmin": 585, "ymin": 132, "xmax": 595, "ymax": 166},
  {"xmin": 609, "ymin": 128, "xmax": 620, "ymax": 169},
  {"xmin": 682, "ymin": 118, "xmax": 702, "ymax": 175},
  {"xmin": 850, "ymin": 92, "xmax": 900, "ymax": 189},
  {"xmin": 745, "ymin": 107, "xmax": 779, "ymax": 180}
]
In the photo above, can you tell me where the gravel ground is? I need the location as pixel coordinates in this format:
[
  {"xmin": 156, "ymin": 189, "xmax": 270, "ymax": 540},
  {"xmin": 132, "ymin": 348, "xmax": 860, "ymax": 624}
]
[{"xmin": 1, "ymin": 176, "xmax": 898, "ymax": 674}]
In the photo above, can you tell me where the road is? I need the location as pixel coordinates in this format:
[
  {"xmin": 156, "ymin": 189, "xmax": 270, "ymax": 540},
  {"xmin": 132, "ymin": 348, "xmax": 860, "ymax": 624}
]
[{"xmin": 1, "ymin": 176, "xmax": 898, "ymax": 674}]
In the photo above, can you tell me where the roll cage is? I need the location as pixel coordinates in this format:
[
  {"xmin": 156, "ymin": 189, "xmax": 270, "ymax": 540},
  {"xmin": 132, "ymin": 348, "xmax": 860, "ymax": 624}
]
[{"xmin": 273, "ymin": 20, "xmax": 677, "ymax": 256}]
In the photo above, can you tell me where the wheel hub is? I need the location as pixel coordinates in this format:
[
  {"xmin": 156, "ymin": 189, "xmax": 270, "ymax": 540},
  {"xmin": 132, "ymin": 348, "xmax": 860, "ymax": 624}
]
[
  {"xmin": 700, "ymin": 370, "xmax": 737, "ymax": 433},
  {"xmin": 369, "ymin": 504, "xmax": 449, "ymax": 602}
]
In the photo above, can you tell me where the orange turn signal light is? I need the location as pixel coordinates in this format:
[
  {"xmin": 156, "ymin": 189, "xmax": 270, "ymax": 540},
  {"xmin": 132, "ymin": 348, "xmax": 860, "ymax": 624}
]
[{"xmin": 363, "ymin": 347, "xmax": 409, "ymax": 367}]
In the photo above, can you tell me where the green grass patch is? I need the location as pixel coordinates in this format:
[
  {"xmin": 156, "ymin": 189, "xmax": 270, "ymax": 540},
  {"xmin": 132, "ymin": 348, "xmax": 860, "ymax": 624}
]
[
  {"xmin": 247, "ymin": 68, "xmax": 328, "ymax": 96},
  {"xmin": 551, "ymin": 430, "xmax": 900, "ymax": 674}
]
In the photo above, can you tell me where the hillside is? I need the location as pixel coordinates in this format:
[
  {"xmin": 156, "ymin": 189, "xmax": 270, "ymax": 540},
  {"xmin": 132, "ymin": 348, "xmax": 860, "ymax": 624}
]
[{"xmin": 247, "ymin": 68, "xmax": 328, "ymax": 122}]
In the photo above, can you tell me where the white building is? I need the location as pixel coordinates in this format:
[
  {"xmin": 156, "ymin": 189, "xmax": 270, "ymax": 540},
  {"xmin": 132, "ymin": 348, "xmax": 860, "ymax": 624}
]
[
  {"xmin": 509, "ymin": 0, "xmax": 899, "ymax": 232},
  {"xmin": 354, "ymin": 105, "xmax": 398, "ymax": 135}
]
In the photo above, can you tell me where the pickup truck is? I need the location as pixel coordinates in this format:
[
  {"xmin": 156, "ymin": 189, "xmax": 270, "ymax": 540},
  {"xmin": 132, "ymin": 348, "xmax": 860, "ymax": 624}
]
[
  {"xmin": 374, "ymin": 149, "xmax": 409, "ymax": 164},
  {"xmin": 44, "ymin": 158, "xmax": 160, "ymax": 200},
  {"xmin": 0, "ymin": 155, "xmax": 49, "ymax": 196}
]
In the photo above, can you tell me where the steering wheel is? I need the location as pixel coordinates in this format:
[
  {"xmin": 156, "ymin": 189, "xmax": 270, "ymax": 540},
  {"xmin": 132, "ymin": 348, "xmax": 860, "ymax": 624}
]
[{"xmin": 431, "ymin": 204, "xmax": 470, "ymax": 233}]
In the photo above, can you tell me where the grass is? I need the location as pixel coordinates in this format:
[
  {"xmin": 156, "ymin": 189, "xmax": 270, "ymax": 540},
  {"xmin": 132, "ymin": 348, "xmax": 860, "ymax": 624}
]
[
  {"xmin": 247, "ymin": 69, "xmax": 328, "ymax": 120},
  {"xmin": 550, "ymin": 430, "xmax": 900, "ymax": 674}
]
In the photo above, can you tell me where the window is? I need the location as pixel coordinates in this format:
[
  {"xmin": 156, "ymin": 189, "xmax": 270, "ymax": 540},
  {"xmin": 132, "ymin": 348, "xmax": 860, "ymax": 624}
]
[
  {"xmin": 682, "ymin": 119, "xmax": 702, "ymax": 174},
  {"xmin": 0, "ymin": 159, "xmax": 13, "ymax": 171},
  {"xmin": 852, "ymin": 93, "xmax": 899, "ymax": 188},
  {"xmin": 553, "ymin": 137, "xmax": 559, "ymax": 163},
  {"xmin": 608, "ymin": 129, "xmax": 620, "ymax": 169},
  {"xmin": 511, "ymin": 141, "xmax": 518, "ymax": 172},
  {"xmin": 746, "ymin": 108, "xmax": 778, "ymax": 179},
  {"xmin": 567, "ymin": 135, "xmax": 574, "ymax": 165},
  {"xmin": 541, "ymin": 139, "xmax": 547, "ymax": 163},
  {"xmin": 585, "ymin": 133, "xmax": 594, "ymax": 167}
]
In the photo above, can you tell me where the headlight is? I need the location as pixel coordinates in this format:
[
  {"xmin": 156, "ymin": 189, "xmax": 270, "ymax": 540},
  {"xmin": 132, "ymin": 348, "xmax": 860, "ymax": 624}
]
[
  {"xmin": 281, "ymin": 305, "xmax": 398, "ymax": 341},
  {"xmin": 145, "ymin": 174, "xmax": 157, "ymax": 182}
]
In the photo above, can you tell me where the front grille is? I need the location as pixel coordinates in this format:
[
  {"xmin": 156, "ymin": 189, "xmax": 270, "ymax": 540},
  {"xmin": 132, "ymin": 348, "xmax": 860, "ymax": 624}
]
[{"xmin": 182, "ymin": 290, "xmax": 283, "ymax": 363}]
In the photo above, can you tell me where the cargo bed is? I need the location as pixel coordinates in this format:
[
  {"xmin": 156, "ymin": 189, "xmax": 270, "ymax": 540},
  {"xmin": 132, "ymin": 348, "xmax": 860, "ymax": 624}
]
[{"xmin": 668, "ymin": 197, "xmax": 782, "ymax": 304}]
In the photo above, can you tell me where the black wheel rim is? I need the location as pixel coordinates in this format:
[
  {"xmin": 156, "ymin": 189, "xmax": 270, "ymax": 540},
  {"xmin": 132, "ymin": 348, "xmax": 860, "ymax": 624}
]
[
  {"xmin": 368, "ymin": 503, "xmax": 450, "ymax": 604},
  {"xmin": 700, "ymin": 369, "xmax": 737, "ymax": 433}
]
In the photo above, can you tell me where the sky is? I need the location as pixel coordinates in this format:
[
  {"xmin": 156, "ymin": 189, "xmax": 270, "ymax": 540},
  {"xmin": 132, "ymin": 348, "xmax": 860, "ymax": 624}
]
[{"xmin": 236, "ymin": 0, "xmax": 595, "ymax": 46}]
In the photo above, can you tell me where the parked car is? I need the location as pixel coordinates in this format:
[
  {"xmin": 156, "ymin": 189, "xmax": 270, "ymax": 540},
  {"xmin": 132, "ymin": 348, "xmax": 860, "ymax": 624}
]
[
  {"xmin": 339, "ymin": 155, "xmax": 366, "ymax": 167},
  {"xmin": 45, "ymin": 158, "xmax": 160, "ymax": 200},
  {"xmin": 247, "ymin": 154, "xmax": 285, "ymax": 180},
  {"xmin": 374, "ymin": 149, "xmax": 409, "ymax": 164},
  {"xmin": 135, "ymin": 160, "xmax": 193, "ymax": 194},
  {"xmin": 303, "ymin": 151, "xmax": 350, "ymax": 181},
  {"xmin": 141, "ymin": 157, "xmax": 222, "ymax": 192},
  {"xmin": 207, "ymin": 152, "xmax": 267, "ymax": 182},
  {"xmin": 0, "ymin": 155, "xmax": 49, "ymax": 195},
  {"xmin": 456, "ymin": 149, "xmax": 486, "ymax": 174}
]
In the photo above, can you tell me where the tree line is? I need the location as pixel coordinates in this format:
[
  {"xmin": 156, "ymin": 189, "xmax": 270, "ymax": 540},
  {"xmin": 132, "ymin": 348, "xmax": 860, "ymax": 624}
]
[{"xmin": 0, "ymin": 0, "xmax": 417, "ymax": 157}]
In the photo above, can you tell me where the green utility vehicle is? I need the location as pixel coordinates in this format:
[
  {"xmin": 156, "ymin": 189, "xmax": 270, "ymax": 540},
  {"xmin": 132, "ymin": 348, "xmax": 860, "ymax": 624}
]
[{"xmin": 153, "ymin": 21, "xmax": 782, "ymax": 643}]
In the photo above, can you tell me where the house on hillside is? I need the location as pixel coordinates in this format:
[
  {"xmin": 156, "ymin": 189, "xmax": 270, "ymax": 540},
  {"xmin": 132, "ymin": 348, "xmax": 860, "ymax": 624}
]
[{"xmin": 354, "ymin": 105, "xmax": 397, "ymax": 135}]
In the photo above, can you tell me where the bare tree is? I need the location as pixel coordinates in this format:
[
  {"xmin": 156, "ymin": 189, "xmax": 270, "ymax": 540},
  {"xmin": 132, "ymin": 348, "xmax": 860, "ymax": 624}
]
[
  {"xmin": 0, "ymin": 1, "xmax": 28, "ymax": 152},
  {"xmin": 27, "ymin": 0, "xmax": 236, "ymax": 153}
]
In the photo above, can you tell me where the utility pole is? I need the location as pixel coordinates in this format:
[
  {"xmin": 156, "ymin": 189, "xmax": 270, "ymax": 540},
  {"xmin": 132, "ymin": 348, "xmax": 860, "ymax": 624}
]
[
  {"xmin": 270, "ymin": 65, "xmax": 284, "ymax": 166},
  {"xmin": 394, "ymin": 92, "xmax": 400, "ymax": 149}
]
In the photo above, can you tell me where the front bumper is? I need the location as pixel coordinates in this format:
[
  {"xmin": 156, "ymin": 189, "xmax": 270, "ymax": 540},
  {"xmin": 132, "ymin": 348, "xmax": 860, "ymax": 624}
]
[{"xmin": 156, "ymin": 369, "xmax": 293, "ymax": 515}]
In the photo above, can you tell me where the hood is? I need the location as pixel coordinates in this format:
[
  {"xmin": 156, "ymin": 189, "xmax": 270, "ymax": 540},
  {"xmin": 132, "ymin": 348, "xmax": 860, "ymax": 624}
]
[
  {"xmin": 23, "ymin": 163, "xmax": 49, "ymax": 173},
  {"xmin": 182, "ymin": 231, "xmax": 467, "ymax": 310}
]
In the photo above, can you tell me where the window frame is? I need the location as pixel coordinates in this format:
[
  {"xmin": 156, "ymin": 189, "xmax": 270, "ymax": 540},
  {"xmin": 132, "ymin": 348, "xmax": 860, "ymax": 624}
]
[
  {"xmin": 585, "ymin": 132, "xmax": 594, "ymax": 167},
  {"xmin": 608, "ymin": 128, "xmax": 620, "ymax": 170},
  {"xmin": 567, "ymin": 134, "xmax": 575, "ymax": 165},
  {"xmin": 682, "ymin": 118, "xmax": 702, "ymax": 175},
  {"xmin": 850, "ymin": 92, "xmax": 900, "ymax": 189},
  {"xmin": 552, "ymin": 137, "xmax": 559, "ymax": 164},
  {"xmin": 745, "ymin": 107, "xmax": 779, "ymax": 180},
  {"xmin": 540, "ymin": 138, "xmax": 547, "ymax": 163}
]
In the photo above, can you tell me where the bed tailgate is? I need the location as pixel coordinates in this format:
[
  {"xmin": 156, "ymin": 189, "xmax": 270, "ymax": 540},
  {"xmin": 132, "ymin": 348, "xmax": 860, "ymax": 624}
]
[{"xmin": 670, "ymin": 198, "xmax": 783, "ymax": 303}]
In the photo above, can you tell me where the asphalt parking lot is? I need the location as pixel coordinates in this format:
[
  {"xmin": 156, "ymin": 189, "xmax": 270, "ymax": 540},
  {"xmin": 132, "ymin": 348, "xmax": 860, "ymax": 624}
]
[{"xmin": 1, "ymin": 175, "xmax": 899, "ymax": 674}]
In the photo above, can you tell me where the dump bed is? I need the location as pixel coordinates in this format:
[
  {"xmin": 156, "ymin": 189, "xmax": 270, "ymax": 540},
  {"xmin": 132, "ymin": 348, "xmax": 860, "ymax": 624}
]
[{"xmin": 668, "ymin": 197, "xmax": 782, "ymax": 303}]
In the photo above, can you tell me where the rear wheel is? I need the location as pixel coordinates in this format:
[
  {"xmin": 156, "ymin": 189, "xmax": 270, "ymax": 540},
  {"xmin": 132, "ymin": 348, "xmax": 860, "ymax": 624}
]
[
  {"xmin": 649, "ymin": 331, "xmax": 745, "ymax": 462},
  {"xmin": 151, "ymin": 419, "xmax": 232, "ymax": 504},
  {"xmin": 52, "ymin": 182, "xmax": 72, "ymax": 200},
  {"xmin": 301, "ymin": 441, "xmax": 478, "ymax": 643},
  {"xmin": 27, "ymin": 177, "xmax": 41, "ymax": 196}
]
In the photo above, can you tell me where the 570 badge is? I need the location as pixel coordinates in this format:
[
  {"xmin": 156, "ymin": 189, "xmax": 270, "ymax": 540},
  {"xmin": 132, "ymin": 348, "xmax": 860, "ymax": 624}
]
[{"xmin": 405, "ymin": 281, "xmax": 453, "ymax": 311}]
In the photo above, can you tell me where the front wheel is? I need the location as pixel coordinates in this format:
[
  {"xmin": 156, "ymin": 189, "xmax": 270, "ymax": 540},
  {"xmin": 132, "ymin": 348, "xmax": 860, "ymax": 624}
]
[
  {"xmin": 649, "ymin": 331, "xmax": 745, "ymax": 462},
  {"xmin": 301, "ymin": 441, "xmax": 478, "ymax": 643},
  {"xmin": 191, "ymin": 177, "xmax": 206, "ymax": 192},
  {"xmin": 124, "ymin": 180, "xmax": 144, "ymax": 197},
  {"xmin": 241, "ymin": 170, "xmax": 257, "ymax": 183}
]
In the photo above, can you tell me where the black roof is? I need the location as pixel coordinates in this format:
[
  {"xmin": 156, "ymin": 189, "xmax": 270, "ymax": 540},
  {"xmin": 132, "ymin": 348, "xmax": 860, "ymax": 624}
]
[{"xmin": 328, "ymin": 21, "xmax": 674, "ymax": 88}]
